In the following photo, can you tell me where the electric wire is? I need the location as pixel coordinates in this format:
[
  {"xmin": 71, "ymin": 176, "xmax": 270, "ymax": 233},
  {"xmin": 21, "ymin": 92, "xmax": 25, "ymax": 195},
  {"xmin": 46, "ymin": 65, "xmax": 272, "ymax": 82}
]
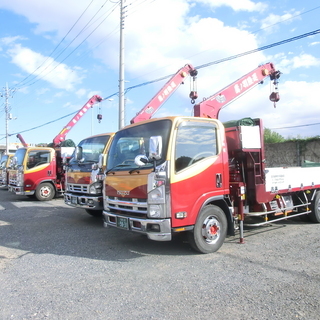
[
  {"xmin": 4, "ymin": 27, "xmax": 320, "ymax": 139},
  {"xmin": 16, "ymin": 0, "xmax": 114, "ymax": 89},
  {"xmin": 14, "ymin": 1, "xmax": 95, "ymax": 89}
]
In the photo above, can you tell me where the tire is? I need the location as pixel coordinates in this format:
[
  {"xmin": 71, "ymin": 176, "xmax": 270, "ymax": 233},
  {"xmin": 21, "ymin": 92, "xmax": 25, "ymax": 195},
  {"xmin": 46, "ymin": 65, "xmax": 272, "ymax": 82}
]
[
  {"xmin": 309, "ymin": 190, "xmax": 320, "ymax": 223},
  {"xmin": 85, "ymin": 209, "xmax": 103, "ymax": 217},
  {"xmin": 35, "ymin": 183, "xmax": 55, "ymax": 201},
  {"xmin": 188, "ymin": 205, "xmax": 227, "ymax": 254}
]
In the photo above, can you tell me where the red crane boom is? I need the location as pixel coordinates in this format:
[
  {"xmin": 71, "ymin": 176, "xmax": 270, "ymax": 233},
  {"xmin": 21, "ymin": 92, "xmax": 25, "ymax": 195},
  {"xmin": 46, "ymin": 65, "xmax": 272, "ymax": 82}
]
[
  {"xmin": 130, "ymin": 64, "xmax": 198, "ymax": 124},
  {"xmin": 53, "ymin": 95, "xmax": 103, "ymax": 146},
  {"xmin": 193, "ymin": 62, "xmax": 280, "ymax": 119}
]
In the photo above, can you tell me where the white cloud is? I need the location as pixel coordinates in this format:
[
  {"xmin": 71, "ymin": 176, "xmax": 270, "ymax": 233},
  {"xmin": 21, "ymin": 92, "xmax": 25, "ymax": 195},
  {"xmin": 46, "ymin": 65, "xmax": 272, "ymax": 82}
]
[
  {"xmin": 0, "ymin": 36, "xmax": 26, "ymax": 46},
  {"xmin": 75, "ymin": 88, "xmax": 87, "ymax": 98},
  {"xmin": 292, "ymin": 54, "xmax": 320, "ymax": 68},
  {"xmin": 260, "ymin": 11, "xmax": 301, "ymax": 34},
  {"xmin": 7, "ymin": 43, "xmax": 84, "ymax": 90},
  {"xmin": 277, "ymin": 53, "xmax": 320, "ymax": 73},
  {"xmin": 36, "ymin": 88, "xmax": 50, "ymax": 95},
  {"xmin": 193, "ymin": 0, "xmax": 267, "ymax": 12}
]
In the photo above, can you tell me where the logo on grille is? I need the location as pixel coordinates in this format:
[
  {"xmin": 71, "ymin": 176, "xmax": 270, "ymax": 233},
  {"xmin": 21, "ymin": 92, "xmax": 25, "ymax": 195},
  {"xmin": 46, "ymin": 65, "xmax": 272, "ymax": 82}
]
[{"xmin": 117, "ymin": 190, "xmax": 130, "ymax": 197}]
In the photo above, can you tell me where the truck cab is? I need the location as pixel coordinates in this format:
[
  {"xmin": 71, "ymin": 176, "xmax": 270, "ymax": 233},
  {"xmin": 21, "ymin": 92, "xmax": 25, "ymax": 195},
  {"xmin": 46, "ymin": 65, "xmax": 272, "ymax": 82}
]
[
  {"xmin": 103, "ymin": 116, "xmax": 231, "ymax": 247},
  {"xmin": 0, "ymin": 154, "xmax": 14, "ymax": 188},
  {"xmin": 8, "ymin": 147, "xmax": 60, "ymax": 200},
  {"xmin": 64, "ymin": 133, "xmax": 114, "ymax": 216}
]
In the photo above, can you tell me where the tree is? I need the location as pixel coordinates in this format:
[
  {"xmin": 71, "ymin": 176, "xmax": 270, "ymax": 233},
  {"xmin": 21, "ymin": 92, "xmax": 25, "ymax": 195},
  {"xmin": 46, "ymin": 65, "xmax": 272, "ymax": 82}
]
[{"xmin": 264, "ymin": 128, "xmax": 285, "ymax": 143}]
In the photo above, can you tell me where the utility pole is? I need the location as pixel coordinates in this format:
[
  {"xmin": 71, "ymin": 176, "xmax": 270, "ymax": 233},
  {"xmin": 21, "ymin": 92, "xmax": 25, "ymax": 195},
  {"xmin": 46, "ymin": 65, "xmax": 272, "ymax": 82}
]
[
  {"xmin": 118, "ymin": 0, "xmax": 126, "ymax": 129},
  {"xmin": 2, "ymin": 83, "xmax": 13, "ymax": 154}
]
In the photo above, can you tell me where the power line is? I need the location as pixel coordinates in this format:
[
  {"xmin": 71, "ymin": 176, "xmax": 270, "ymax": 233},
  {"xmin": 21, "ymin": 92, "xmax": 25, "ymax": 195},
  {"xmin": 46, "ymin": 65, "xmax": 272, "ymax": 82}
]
[
  {"xmin": 270, "ymin": 122, "xmax": 320, "ymax": 130},
  {"xmin": 15, "ymin": 0, "xmax": 115, "ymax": 90},
  {"xmin": 14, "ymin": 1, "xmax": 95, "ymax": 89},
  {"xmin": 0, "ymin": 29, "xmax": 320, "ymax": 140},
  {"xmin": 119, "ymin": 28, "xmax": 320, "ymax": 92}
]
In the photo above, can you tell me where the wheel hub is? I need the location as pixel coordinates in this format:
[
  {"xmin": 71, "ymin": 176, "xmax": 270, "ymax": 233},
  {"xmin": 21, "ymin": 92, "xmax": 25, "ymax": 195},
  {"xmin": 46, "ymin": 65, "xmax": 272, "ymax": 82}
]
[
  {"xmin": 202, "ymin": 216, "xmax": 220, "ymax": 244},
  {"xmin": 41, "ymin": 187, "xmax": 51, "ymax": 198}
]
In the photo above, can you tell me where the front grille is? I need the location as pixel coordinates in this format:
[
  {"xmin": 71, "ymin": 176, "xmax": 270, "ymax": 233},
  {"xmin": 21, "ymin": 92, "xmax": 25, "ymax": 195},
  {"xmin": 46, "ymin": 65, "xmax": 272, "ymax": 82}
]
[
  {"xmin": 68, "ymin": 184, "xmax": 88, "ymax": 193},
  {"xmin": 106, "ymin": 196, "xmax": 148, "ymax": 215},
  {"xmin": 9, "ymin": 178, "xmax": 17, "ymax": 186}
]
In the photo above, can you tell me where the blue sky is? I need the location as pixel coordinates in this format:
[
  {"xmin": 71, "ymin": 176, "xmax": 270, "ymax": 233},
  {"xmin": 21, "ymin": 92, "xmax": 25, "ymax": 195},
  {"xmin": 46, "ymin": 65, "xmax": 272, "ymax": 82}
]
[{"xmin": 0, "ymin": 0, "xmax": 320, "ymax": 146}]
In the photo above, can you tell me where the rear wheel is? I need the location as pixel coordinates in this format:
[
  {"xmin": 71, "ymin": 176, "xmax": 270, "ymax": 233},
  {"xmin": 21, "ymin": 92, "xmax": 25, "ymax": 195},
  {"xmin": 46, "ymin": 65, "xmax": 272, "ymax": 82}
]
[
  {"xmin": 309, "ymin": 191, "xmax": 320, "ymax": 223},
  {"xmin": 188, "ymin": 205, "xmax": 227, "ymax": 254},
  {"xmin": 35, "ymin": 183, "xmax": 55, "ymax": 201},
  {"xmin": 85, "ymin": 209, "xmax": 102, "ymax": 217}
]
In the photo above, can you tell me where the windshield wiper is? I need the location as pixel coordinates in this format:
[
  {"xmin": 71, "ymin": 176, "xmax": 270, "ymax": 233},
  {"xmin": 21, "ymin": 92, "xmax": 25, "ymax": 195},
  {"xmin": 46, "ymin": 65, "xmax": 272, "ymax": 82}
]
[
  {"xmin": 129, "ymin": 168, "xmax": 140, "ymax": 174},
  {"xmin": 106, "ymin": 164, "xmax": 130, "ymax": 174}
]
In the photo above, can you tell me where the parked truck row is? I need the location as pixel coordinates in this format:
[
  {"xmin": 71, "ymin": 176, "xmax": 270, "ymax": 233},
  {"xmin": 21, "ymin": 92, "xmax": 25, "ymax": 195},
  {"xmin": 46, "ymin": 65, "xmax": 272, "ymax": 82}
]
[{"xmin": 2, "ymin": 62, "xmax": 319, "ymax": 254}]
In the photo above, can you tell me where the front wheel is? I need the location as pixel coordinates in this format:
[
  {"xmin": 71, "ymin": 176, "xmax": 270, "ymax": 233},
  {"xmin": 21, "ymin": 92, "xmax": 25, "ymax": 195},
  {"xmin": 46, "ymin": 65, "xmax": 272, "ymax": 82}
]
[
  {"xmin": 309, "ymin": 191, "xmax": 320, "ymax": 223},
  {"xmin": 85, "ymin": 209, "xmax": 103, "ymax": 217},
  {"xmin": 188, "ymin": 205, "xmax": 227, "ymax": 254},
  {"xmin": 35, "ymin": 183, "xmax": 55, "ymax": 201}
]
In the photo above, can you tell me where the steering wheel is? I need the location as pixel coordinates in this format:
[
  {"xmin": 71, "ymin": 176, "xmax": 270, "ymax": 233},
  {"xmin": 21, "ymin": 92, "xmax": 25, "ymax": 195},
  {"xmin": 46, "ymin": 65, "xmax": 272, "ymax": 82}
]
[
  {"xmin": 35, "ymin": 161, "xmax": 48, "ymax": 166},
  {"xmin": 122, "ymin": 159, "xmax": 135, "ymax": 165},
  {"xmin": 188, "ymin": 152, "xmax": 215, "ymax": 166}
]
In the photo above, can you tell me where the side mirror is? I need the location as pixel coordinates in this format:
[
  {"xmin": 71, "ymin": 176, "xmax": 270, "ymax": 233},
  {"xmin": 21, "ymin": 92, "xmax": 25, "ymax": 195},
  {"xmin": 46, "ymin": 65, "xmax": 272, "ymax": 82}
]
[
  {"xmin": 75, "ymin": 146, "xmax": 83, "ymax": 161},
  {"xmin": 98, "ymin": 153, "xmax": 105, "ymax": 169},
  {"xmin": 149, "ymin": 136, "xmax": 162, "ymax": 160},
  {"xmin": 11, "ymin": 157, "xmax": 17, "ymax": 167}
]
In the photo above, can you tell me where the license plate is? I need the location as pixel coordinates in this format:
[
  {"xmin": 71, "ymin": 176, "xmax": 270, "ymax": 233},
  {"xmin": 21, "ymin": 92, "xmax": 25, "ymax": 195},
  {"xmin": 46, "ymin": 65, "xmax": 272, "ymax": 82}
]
[
  {"xmin": 117, "ymin": 216, "xmax": 129, "ymax": 230},
  {"xmin": 71, "ymin": 196, "xmax": 77, "ymax": 205}
]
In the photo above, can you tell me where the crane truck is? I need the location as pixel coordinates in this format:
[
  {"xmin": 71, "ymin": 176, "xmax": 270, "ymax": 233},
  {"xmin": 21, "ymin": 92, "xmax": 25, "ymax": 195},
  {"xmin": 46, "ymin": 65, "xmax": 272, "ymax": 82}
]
[
  {"xmin": 7, "ymin": 95, "xmax": 103, "ymax": 201},
  {"xmin": 101, "ymin": 63, "xmax": 320, "ymax": 254},
  {"xmin": 64, "ymin": 133, "xmax": 115, "ymax": 216},
  {"xmin": 64, "ymin": 64, "xmax": 198, "ymax": 216}
]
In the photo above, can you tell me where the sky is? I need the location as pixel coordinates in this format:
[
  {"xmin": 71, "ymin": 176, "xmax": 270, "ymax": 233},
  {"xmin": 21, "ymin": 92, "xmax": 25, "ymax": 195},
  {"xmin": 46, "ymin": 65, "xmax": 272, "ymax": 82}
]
[{"xmin": 0, "ymin": 0, "xmax": 320, "ymax": 147}]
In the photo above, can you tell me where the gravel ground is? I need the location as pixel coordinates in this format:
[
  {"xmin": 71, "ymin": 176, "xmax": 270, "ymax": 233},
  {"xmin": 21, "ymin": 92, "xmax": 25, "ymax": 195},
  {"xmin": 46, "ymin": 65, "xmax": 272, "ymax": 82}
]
[{"xmin": 0, "ymin": 189, "xmax": 320, "ymax": 320}]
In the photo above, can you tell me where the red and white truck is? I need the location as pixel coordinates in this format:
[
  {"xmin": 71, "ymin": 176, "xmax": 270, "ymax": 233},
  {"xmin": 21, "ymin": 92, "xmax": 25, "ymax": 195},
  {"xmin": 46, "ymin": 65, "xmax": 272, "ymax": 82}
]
[
  {"xmin": 102, "ymin": 63, "xmax": 320, "ymax": 253},
  {"xmin": 63, "ymin": 64, "xmax": 199, "ymax": 216},
  {"xmin": 7, "ymin": 95, "xmax": 103, "ymax": 201}
]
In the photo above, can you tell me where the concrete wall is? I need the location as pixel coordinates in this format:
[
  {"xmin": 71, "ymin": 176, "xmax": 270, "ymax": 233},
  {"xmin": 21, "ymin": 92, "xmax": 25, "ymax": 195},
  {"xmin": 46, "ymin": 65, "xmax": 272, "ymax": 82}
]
[{"xmin": 265, "ymin": 139, "xmax": 320, "ymax": 167}]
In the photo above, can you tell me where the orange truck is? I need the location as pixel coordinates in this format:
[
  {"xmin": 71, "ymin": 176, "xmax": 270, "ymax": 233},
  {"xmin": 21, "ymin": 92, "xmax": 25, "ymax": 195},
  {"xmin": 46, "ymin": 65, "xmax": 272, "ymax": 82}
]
[
  {"xmin": 101, "ymin": 63, "xmax": 320, "ymax": 254},
  {"xmin": 7, "ymin": 96, "xmax": 103, "ymax": 201},
  {"xmin": 64, "ymin": 133, "xmax": 115, "ymax": 216}
]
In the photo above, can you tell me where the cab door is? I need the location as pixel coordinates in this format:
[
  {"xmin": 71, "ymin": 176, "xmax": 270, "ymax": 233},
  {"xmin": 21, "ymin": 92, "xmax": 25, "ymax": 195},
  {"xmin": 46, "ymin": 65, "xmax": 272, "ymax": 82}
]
[{"xmin": 170, "ymin": 119, "xmax": 229, "ymax": 227}]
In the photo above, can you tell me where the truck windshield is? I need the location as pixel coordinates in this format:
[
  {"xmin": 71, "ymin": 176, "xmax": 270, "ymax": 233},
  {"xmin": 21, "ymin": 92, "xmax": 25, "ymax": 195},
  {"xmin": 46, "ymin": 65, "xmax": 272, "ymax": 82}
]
[
  {"xmin": 0, "ymin": 155, "xmax": 9, "ymax": 169},
  {"xmin": 70, "ymin": 135, "xmax": 110, "ymax": 163},
  {"xmin": 107, "ymin": 119, "xmax": 172, "ymax": 171},
  {"xmin": 12, "ymin": 148, "xmax": 27, "ymax": 168}
]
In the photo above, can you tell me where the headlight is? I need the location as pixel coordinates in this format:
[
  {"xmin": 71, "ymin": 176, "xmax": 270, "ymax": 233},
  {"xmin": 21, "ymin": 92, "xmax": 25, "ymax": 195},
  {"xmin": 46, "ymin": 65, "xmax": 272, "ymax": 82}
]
[
  {"xmin": 17, "ymin": 172, "xmax": 24, "ymax": 185},
  {"xmin": 148, "ymin": 185, "xmax": 165, "ymax": 204},
  {"xmin": 149, "ymin": 204, "xmax": 163, "ymax": 218},
  {"xmin": 89, "ymin": 182, "xmax": 102, "ymax": 194}
]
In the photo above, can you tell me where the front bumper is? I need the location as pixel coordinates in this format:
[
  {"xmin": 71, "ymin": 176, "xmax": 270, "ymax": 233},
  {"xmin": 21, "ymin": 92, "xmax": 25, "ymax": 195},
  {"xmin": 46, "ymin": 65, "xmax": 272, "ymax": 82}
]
[
  {"xmin": 64, "ymin": 192, "xmax": 103, "ymax": 210},
  {"xmin": 8, "ymin": 185, "xmax": 35, "ymax": 196},
  {"xmin": 103, "ymin": 211, "xmax": 172, "ymax": 241}
]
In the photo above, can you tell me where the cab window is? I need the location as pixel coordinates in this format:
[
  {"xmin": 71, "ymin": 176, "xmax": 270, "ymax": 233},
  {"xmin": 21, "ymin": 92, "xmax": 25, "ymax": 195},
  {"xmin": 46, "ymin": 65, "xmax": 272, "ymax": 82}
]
[
  {"xmin": 175, "ymin": 122, "xmax": 217, "ymax": 172},
  {"xmin": 27, "ymin": 151, "xmax": 51, "ymax": 169}
]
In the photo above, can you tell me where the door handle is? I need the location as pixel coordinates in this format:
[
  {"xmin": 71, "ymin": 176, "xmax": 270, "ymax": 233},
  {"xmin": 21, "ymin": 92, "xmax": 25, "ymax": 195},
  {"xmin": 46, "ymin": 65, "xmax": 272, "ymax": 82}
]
[{"xmin": 216, "ymin": 173, "xmax": 222, "ymax": 188}]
